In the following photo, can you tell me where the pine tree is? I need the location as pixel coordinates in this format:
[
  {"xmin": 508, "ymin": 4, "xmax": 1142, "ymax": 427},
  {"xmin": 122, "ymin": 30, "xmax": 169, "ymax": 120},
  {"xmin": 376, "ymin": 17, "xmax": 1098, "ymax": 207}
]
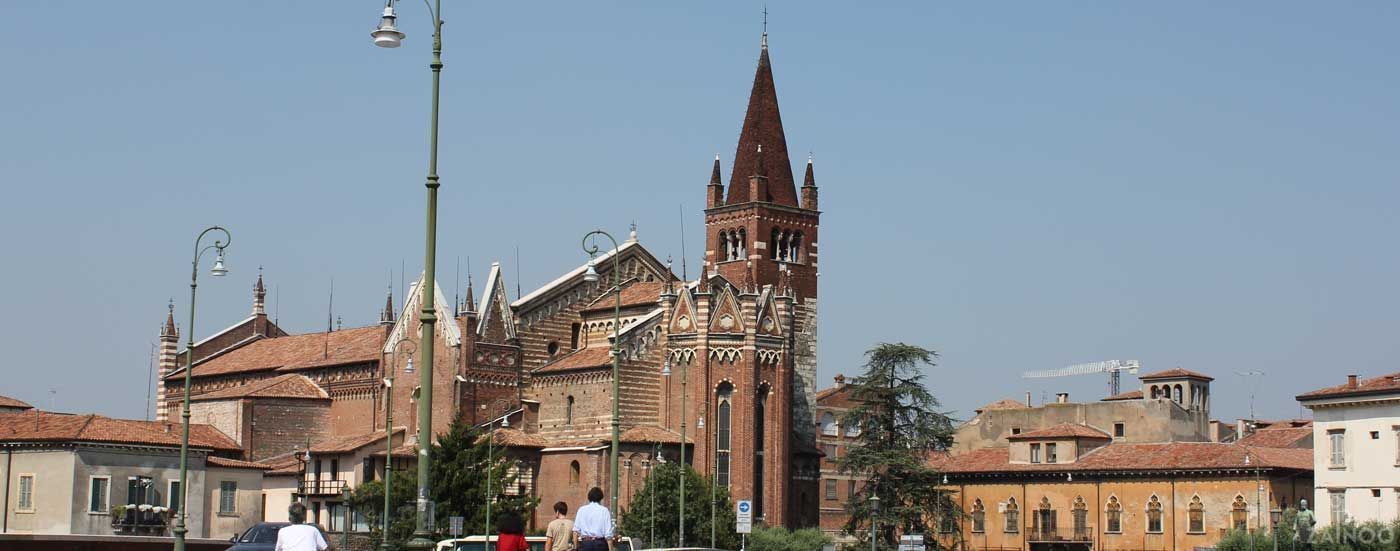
[{"xmin": 838, "ymin": 343, "xmax": 958, "ymax": 551}]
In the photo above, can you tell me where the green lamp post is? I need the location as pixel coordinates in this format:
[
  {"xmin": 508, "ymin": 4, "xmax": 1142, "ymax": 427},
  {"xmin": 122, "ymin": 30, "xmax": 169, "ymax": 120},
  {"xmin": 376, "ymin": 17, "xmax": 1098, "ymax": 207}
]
[
  {"xmin": 172, "ymin": 226, "xmax": 231, "ymax": 551},
  {"xmin": 581, "ymin": 230, "xmax": 623, "ymax": 532},
  {"xmin": 381, "ymin": 339, "xmax": 417, "ymax": 550},
  {"xmin": 371, "ymin": 0, "xmax": 444, "ymax": 547}
]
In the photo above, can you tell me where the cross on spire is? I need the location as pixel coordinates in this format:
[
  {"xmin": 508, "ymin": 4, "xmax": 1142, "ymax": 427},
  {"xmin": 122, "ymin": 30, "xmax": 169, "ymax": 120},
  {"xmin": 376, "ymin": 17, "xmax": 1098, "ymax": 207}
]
[{"xmin": 761, "ymin": 5, "xmax": 769, "ymax": 49}]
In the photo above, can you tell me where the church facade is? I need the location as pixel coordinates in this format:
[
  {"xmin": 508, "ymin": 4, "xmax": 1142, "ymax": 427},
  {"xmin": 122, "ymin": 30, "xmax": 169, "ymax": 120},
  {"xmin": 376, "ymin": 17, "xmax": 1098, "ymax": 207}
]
[{"xmin": 158, "ymin": 34, "xmax": 824, "ymax": 530}]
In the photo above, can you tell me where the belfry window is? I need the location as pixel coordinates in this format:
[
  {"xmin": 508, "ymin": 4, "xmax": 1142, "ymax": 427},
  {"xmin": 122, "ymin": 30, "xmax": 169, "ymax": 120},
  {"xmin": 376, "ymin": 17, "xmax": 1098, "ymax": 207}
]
[
  {"xmin": 754, "ymin": 386, "xmax": 767, "ymax": 519},
  {"xmin": 716, "ymin": 383, "xmax": 733, "ymax": 487}
]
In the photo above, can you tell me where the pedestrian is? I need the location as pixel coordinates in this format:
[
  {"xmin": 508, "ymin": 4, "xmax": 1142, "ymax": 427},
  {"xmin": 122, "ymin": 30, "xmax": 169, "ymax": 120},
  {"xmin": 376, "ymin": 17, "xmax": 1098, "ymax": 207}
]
[
  {"xmin": 497, "ymin": 511, "xmax": 528, "ymax": 551},
  {"xmin": 276, "ymin": 502, "xmax": 331, "ymax": 551},
  {"xmin": 572, "ymin": 487, "xmax": 613, "ymax": 551},
  {"xmin": 545, "ymin": 501, "xmax": 576, "ymax": 551}
]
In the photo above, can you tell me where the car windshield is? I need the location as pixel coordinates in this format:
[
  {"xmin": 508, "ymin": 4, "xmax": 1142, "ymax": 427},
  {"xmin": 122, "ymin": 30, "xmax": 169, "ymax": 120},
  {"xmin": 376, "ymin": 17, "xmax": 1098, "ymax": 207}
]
[{"xmin": 241, "ymin": 523, "xmax": 287, "ymax": 543}]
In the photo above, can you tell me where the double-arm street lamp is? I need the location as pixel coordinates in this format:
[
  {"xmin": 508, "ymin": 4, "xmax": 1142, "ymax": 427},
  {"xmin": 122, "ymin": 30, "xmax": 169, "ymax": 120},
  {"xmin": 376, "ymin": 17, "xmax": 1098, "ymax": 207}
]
[
  {"xmin": 581, "ymin": 230, "xmax": 623, "ymax": 529},
  {"xmin": 484, "ymin": 414, "xmax": 510, "ymax": 538},
  {"xmin": 173, "ymin": 226, "xmax": 230, "ymax": 551},
  {"xmin": 381, "ymin": 339, "xmax": 417, "ymax": 550},
  {"xmin": 371, "ymin": 0, "xmax": 444, "ymax": 547}
]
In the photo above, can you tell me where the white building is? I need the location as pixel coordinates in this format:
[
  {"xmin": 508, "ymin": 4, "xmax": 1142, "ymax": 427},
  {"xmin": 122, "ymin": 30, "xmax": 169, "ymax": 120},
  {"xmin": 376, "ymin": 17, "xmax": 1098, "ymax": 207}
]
[{"xmin": 1297, "ymin": 372, "xmax": 1400, "ymax": 527}]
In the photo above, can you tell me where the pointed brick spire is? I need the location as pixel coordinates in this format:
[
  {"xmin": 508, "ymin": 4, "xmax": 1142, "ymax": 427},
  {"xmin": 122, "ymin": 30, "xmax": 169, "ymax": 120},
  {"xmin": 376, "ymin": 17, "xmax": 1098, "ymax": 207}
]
[
  {"xmin": 801, "ymin": 153, "xmax": 818, "ymax": 210},
  {"xmin": 728, "ymin": 36, "xmax": 797, "ymax": 206},
  {"xmin": 253, "ymin": 269, "xmax": 267, "ymax": 315},
  {"xmin": 463, "ymin": 274, "xmax": 477, "ymax": 314},
  {"xmin": 380, "ymin": 285, "xmax": 396, "ymax": 325},
  {"xmin": 161, "ymin": 300, "xmax": 178, "ymax": 340},
  {"xmin": 707, "ymin": 154, "xmax": 725, "ymax": 208},
  {"xmin": 711, "ymin": 154, "xmax": 723, "ymax": 186},
  {"xmin": 803, "ymin": 154, "xmax": 815, "ymax": 187}
]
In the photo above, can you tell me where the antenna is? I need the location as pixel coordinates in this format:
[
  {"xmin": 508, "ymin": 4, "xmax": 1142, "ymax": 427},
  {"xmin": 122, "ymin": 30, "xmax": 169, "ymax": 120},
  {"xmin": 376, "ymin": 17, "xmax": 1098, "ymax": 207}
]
[
  {"xmin": 274, "ymin": 284, "xmax": 280, "ymax": 326},
  {"xmin": 514, "ymin": 246, "xmax": 522, "ymax": 300},
  {"xmin": 1234, "ymin": 370, "xmax": 1266, "ymax": 421},
  {"xmin": 454, "ymin": 256, "xmax": 460, "ymax": 315},
  {"xmin": 145, "ymin": 341, "xmax": 156, "ymax": 421},
  {"xmin": 325, "ymin": 278, "xmax": 334, "ymax": 358},
  {"xmin": 678, "ymin": 204, "xmax": 688, "ymax": 281}
]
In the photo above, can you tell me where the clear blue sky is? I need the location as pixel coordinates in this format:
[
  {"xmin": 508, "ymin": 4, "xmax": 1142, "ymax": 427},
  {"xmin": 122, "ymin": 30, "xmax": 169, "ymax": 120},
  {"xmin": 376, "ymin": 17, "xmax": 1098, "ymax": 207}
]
[{"xmin": 2, "ymin": 2, "xmax": 1396, "ymax": 423}]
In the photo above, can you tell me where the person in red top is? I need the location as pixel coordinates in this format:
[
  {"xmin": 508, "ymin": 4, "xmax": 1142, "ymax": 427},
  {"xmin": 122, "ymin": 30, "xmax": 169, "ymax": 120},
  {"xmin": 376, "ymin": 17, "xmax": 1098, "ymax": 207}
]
[{"xmin": 496, "ymin": 511, "xmax": 528, "ymax": 551}]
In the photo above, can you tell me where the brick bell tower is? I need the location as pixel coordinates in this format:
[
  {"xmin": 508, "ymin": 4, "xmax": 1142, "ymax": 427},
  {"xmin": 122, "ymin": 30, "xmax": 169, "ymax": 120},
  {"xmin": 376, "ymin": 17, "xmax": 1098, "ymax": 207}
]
[{"xmin": 690, "ymin": 29, "xmax": 822, "ymax": 527}]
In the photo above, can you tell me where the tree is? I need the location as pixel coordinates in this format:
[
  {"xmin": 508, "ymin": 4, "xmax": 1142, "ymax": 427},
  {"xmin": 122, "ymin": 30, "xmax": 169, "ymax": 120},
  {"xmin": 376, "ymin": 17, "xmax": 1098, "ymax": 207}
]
[
  {"xmin": 619, "ymin": 461, "xmax": 740, "ymax": 550},
  {"xmin": 748, "ymin": 525, "xmax": 832, "ymax": 551},
  {"xmin": 837, "ymin": 343, "xmax": 958, "ymax": 551},
  {"xmin": 348, "ymin": 420, "xmax": 538, "ymax": 550}
]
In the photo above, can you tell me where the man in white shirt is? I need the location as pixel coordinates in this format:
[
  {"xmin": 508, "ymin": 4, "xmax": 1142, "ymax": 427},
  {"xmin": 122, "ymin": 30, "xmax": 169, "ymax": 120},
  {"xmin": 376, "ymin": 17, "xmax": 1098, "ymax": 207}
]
[
  {"xmin": 276, "ymin": 502, "xmax": 331, "ymax": 551},
  {"xmin": 572, "ymin": 487, "xmax": 613, "ymax": 551}
]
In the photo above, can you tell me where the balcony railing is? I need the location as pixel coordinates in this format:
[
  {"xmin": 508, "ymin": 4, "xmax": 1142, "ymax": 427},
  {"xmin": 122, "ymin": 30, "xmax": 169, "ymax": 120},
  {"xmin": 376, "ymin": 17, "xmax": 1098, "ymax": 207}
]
[
  {"xmin": 1027, "ymin": 525, "xmax": 1093, "ymax": 542},
  {"xmin": 299, "ymin": 479, "xmax": 348, "ymax": 496}
]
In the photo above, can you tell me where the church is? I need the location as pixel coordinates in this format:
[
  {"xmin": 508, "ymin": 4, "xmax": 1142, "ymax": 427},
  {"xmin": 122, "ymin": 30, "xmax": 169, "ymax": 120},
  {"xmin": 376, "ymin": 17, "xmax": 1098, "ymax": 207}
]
[{"xmin": 158, "ymin": 31, "xmax": 825, "ymax": 530}]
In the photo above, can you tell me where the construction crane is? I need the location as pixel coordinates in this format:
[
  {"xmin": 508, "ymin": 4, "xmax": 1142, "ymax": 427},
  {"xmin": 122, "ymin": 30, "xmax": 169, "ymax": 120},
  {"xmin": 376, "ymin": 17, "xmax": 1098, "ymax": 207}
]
[{"xmin": 1022, "ymin": 360, "xmax": 1141, "ymax": 397}]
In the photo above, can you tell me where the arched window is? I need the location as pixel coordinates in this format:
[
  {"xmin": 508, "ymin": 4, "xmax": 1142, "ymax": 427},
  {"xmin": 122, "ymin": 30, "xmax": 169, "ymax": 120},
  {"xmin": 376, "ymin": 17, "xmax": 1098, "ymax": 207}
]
[
  {"xmin": 547, "ymin": 341, "xmax": 560, "ymax": 357},
  {"xmin": 845, "ymin": 419, "xmax": 861, "ymax": 437},
  {"xmin": 790, "ymin": 231, "xmax": 803, "ymax": 263},
  {"xmin": 754, "ymin": 387, "xmax": 767, "ymax": 519},
  {"xmin": 738, "ymin": 229, "xmax": 747, "ymax": 260},
  {"xmin": 971, "ymin": 499, "xmax": 986, "ymax": 533},
  {"xmin": 1173, "ymin": 384, "xmax": 1183, "ymax": 404},
  {"xmin": 565, "ymin": 396, "xmax": 575, "ymax": 426},
  {"xmin": 1073, "ymin": 497, "xmax": 1088, "ymax": 537},
  {"xmin": 779, "ymin": 230, "xmax": 791, "ymax": 262},
  {"xmin": 1189, "ymin": 495, "xmax": 1205, "ymax": 533},
  {"xmin": 1105, "ymin": 496, "xmax": 1122, "ymax": 533},
  {"xmin": 770, "ymin": 228, "xmax": 781, "ymax": 260},
  {"xmin": 716, "ymin": 383, "xmax": 733, "ymax": 487},
  {"xmin": 1146, "ymin": 495, "xmax": 1163, "ymax": 533},
  {"xmin": 1232, "ymin": 495, "xmax": 1248, "ymax": 531},
  {"xmin": 570, "ymin": 323, "xmax": 581, "ymax": 350},
  {"xmin": 1150, "ymin": 386, "xmax": 1160, "ymax": 399},
  {"xmin": 1004, "ymin": 497, "xmax": 1020, "ymax": 533},
  {"xmin": 821, "ymin": 412, "xmax": 838, "ymax": 436},
  {"xmin": 569, "ymin": 461, "xmax": 580, "ymax": 486}
]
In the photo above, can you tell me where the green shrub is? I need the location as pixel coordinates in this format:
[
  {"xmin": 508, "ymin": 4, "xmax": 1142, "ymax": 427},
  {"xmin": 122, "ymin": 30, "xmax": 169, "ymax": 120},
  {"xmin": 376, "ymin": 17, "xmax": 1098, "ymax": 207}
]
[{"xmin": 748, "ymin": 525, "xmax": 832, "ymax": 551}]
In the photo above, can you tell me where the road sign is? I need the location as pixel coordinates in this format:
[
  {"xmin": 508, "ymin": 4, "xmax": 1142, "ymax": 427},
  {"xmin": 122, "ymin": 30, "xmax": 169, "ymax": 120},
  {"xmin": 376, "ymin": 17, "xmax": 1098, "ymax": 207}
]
[
  {"xmin": 898, "ymin": 534, "xmax": 924, "ymax": 551},
  {"xmin": 449, "ymin": 516, "xmax": 464, "ymax": 538},
  {"xmin": 735, "ymin": 500, "xmax": 753, "ymax": 534}
]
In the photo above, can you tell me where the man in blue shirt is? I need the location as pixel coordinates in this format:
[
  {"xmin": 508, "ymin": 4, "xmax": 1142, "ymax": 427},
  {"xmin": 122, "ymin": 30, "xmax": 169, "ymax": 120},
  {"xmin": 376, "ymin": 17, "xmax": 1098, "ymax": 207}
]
[{"xmin": 572, "ymin": 487, "xmax": 613, "ymax": 551}]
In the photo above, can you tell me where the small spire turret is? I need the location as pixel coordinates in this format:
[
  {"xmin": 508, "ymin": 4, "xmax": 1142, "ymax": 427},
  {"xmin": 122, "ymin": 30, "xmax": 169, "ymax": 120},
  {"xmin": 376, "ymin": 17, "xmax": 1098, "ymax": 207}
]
[
  {"xmin": 379, "ymin": 285, "xmax": 395, "ymax": 325},
  {"xmin": 253, "ymin": 269, "xmax": 267, "ymax": 315},
  {"xmin": 161, "ymin": 300, "xmax": 178, "ymax": 340}
]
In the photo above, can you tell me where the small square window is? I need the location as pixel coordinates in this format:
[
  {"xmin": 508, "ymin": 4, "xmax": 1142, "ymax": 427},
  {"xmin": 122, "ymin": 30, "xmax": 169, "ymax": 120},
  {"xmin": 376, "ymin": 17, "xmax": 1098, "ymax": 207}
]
[
  {"xmin": 1113, "ymin": 422, "xmax": 1126, "ymax": 438},
  {"xmin": 1011, "ymin": 428, "xmax": 1022, "ymax": 435},
  {"xmin": 1371, "ymin": 431, "xmax": 1380, "ymax": 440},
  {"xmin": 1373, "ymin": 489, "xmax": 1383, "ymax": 498}
]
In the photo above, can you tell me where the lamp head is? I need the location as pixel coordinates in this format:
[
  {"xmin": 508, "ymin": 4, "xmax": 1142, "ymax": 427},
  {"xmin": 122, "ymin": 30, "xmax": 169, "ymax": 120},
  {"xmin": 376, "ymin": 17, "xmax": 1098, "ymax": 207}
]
[
  {"xmin": 583, "ymin": 260, "xmax": 600, "ymax": 283},
  {"xmin": 210, "ymin": 247, "xmax": 229, "ymax": 277},
  {"xmin": 661, "ymin": 358, "xmax": 672, "ymax": 376},
  {"xmin": 697, "ymin": 416, "xmax": 705, "ymax": 429},
  {"xmin": 403, "ymin": 357, "xmax": 414, "ymax": 374},
  {"xmin": 501, "ymin": 416, "xmax": 510, "ymax": 428},
  {"xmin": 371, "ymin": 3, "xmax": 405, "ymax": 48}
]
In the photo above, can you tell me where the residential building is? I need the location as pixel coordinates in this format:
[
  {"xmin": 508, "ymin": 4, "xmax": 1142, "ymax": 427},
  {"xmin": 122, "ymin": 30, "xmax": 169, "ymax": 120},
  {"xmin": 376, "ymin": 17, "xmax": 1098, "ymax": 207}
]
[
  {"xmin": 0, "ymin": 411, "xmax": 266, "ymax": 540},
  {"xmin": 1296, "ymin": 372, "xmax": 1400, "ymax": 527},
  {"xmin": 0, "ymin": 396, "xmax": 32, "ymax": 414},
  {"xmin": 814, "ymin": 375, "xmax": 861, "ymax": 542}
]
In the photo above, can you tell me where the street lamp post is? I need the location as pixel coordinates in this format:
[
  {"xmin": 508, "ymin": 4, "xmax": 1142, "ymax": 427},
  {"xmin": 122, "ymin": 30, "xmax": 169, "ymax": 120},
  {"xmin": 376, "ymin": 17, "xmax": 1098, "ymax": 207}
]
[
  {"xmin": 1270, "ymin": 507, "xmax": 1283, "ymax": 551},
  {"xmin": 581, "ymin": 230, "xmax": 623, "ymax": 531},
  {"xmin": 172, "ymin": 226, "xmax": 230, "ymax": 551},
  {"xmin": 382, "ymin": 341, "xmax": 417, "ymax": 551},
  {"xmin": 371, "ymin": 0, "xmax": 444, "ymax": 547},
  {"xmin": 870, "ymin": 495, "xmax": 880, "ymax": 551},
  {"xmin": 484, "ymin": 415, "xmax": 510, "ymax": 539}
]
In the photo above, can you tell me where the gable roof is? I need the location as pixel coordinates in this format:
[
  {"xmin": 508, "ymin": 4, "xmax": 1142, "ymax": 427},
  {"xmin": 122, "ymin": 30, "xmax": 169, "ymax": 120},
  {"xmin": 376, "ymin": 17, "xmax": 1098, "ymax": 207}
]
[
  {"xmin": 532, "ymin": 347, "xmax": 613, "ymax": 374},
  {"xmin": 0, "ymin": 395, "xmax": 33, "ymax": 410},
  {"xmin": 192, "ymin": 374, "xmax": 329, "ymax": 402},
  {"xmin": 1007, "ymin": 423, "xmax": 1112, "ymax": 440},
  {"xmin": 1297, "ymin": 371, "xmax": 1400, "ymax": 402},
  {"xmin": 383, "ymin": 275, "xmax": 462, "ymax": 354},
  {"xmin": 975, "ymin": 399, "xmax": 1030, "ymax": 414},
  {"xmin": 0, "ymin": 411, "xmax": 240, "ymax": 452},
  {"xmin": 1101, "ymin": 390, "xmax": 1144, "ymax": 402},
  {"xmin": 933, "ymin": 442, "xmax": 1312, "ymax": 474},
  {"xmin": 173, "ymin": 325, "xmax": 384, "ymax": 379},
  {"xmin": 816, "ymin": 385, "xmax": 860, "ymax": 410},
  {"xmin": 1237, "ymin": 426, "xmax": 1313, "ymax": 449},
  {"xmin": 207, "ymin": 456, "xmax": 273, "ymax": 470},
  {"xmin": 1139, "ymin": 368, "xmax": 1214, "ymax": 381},
  {"xmin": 310, "ymin": 428, "xmax": 403, "ymax": 455},
  {"xmin": 581, "ymin": 280, "xmax": 665, "ymax": 313},
  {"xmin": 512, "ymin": 240, "xmax": 673, "ymax": 312},
  {"xmin": 476, "ymin": 262, "xmax": 518, "ymax": 341}
]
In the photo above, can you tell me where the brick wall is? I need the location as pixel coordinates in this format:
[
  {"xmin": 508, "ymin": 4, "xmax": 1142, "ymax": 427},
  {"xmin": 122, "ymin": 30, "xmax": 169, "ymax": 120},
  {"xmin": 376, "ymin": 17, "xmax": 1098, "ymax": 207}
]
[{"xmin": 247, "ymin": 399, "xmax": 331, "ymax": 461}]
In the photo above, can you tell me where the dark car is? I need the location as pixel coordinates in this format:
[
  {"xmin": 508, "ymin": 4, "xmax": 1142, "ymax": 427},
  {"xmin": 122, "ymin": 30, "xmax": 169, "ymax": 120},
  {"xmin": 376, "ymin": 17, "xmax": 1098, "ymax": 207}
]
[{"xmin": 227, "ymin": 522, "xmax": 332, "ymax": 551}]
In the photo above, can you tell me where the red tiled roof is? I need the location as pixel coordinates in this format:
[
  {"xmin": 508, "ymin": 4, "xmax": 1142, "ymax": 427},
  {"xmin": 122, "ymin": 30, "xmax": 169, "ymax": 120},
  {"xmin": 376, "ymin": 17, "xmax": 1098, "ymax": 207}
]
[
  {"xmin": 0, "ymin": 411, "xmax": 240, "ymax": 452},
  {"xmin": 1007, "ymin": 423, "xmax": 1111, "ymax": 440},
  {"xmin": 816, "ymin": 385, "xmax": 860, "ymax": 409},
  {"xmin": 1140, "ymin": 368, "xmax": 1214, "ymax": 381},
  {"xmin": 207, "ymin": 456, "xmax": 273, "ymax": 470},
  {"xmin": 310, "ymin": 429, "xmax": 402, "ymax": 455},
  {"xmin": 175, "ymin": 326, "xmax": 384, "ymax": 379},
  {"xmin": 976, "ymin": 399, "xmax": 1030, "ymax": 413},
  {"xmin": 532, "ymin": 347, "xmax": 613, "ymax": 374},
  {"xmin": 0, "ymin": 395, "xmax": 33, "ymax": 409},
  {"xmin": 262, "ymin": 454, "xmax": 303, "ymax": 476},
  {"xmin": 482, "ymin": 428, "xmax": 550, "ymax": 449},
  {"xmin": 1297, "ymin": 372, "xmax": 1400, "ymax": 401},
  {"xmin": 370, "ymin": 443, "xmax": 418, "ymax": 459},
  {"xmin": 1101, "ymin": 390, "xmax": 1143, "ymax": 402},
  {"xmin": 192, "ymin": 374, "xmax": 329, "ymax": 402},
  {"xmin": 933, "ymin": 442, "xmax": 1312, "ymax": 474},
  {"xmin": 618, "ymin": 425, "xmax": 689, "ymax": 445},
  {"xmin": 1237, "ymin": 427, "xmax": 1313, "ymax": 449},
  {"xmin": 582, "ymin": 281, "xmax": 665, "ymax": 312}
]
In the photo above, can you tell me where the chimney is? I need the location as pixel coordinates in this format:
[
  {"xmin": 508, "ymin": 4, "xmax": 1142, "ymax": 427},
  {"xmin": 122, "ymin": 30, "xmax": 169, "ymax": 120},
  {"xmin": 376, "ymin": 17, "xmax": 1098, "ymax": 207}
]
[
  {"xmin": 1346, "ymin": 374, "xmax": 1359, "ymax": 389},
  {"xmin": 1025, "ymin": 391, "xmax": 1033, "ymax": 407},
  {"xmin": 834, "ymin": 374, "xmax": 845, "ymax": 389},
  {"xmin": 1055, "ymin": 393, "xmax": 1070, "ymax": 404}
]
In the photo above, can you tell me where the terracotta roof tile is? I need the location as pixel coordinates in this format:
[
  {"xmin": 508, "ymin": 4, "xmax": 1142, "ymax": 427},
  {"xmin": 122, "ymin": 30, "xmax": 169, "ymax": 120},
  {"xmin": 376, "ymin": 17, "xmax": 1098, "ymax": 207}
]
[
  {"xmin": 173, "ymin": 326, "xmax": 384, "ymax": 379},
  {"xmin": 207, "ymin": 456, "xmax": 273, "ymax": 470},
  {"xmin": 1101, "ymin": 390, "xmax": 1143, "ymax": 402},
  {"xmin": 976, "ymin": 399, "xmax": 1030, "ymax": 413},
  {"xmin": 1139, "ymin": 368, "xmax": 1214, "ymax": 381},
  {"xmin": 816, "ymin": 385, "xmax": 860, "ymax": 409},
  {"xmin": 1237, "ymin": 427, "xmax": 1313, "ymax": 449},
  {"xmin": 618, "ymin": 425, "xmax": 689, "ymax": 445},
  {"xmin": 483, "ymin": 428, "xmax": 550, "ymax": 449},
  {"xmin": 1297, "ymin": 372, "xmax": 1400, "ymax": 401},
  {"xmin": 1007, "ymin": 423, "xmax": 1111, "ymax": 440},
  {"xmin": 310, "ymin": 428, "xmax": 402, "ymax": 455},
  {"xmin": 370, "ymin": 443, "xmax": 418, "ymax": 459},
  {"xmin": 727, "ymin": 43, "xmax": 799, "ymax": 207},
  {"xmin": 0, "ymin": 411, "xmax": 240, "ymax": 452},
  {"xmin": 582, "ymin": 281, "xmax": 665, "ymax": 312},
  {"xmin": 262, "ymin": 454, "xmax": 304, "ymax": 476},
  {"xmin": 0, "ymin": 395, "xmax": 33, "ymax": 409},
  {"xmin": 532, "ymin": 347, "xmax": 613, "ymax": 374},
  {"xmin": 192, "ymin": 374, "xmax": 329, "ymax": 402},
  {"xmin": 933, "ymin": 442, "xmax": 1312, "ymax": 474}
]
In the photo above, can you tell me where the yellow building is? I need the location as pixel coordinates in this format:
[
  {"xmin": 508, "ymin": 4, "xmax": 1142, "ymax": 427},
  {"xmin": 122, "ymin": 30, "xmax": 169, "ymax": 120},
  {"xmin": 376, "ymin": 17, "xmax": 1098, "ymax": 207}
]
[{"xmin": 931, "ymin": 423, "xmax": 1313, "ymax": 551}]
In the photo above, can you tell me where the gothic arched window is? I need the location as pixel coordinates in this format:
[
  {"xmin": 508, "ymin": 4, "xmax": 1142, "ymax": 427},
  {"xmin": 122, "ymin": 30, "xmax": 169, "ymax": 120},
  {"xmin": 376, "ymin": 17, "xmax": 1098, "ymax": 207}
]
[
  {"xmin": 1146, "ymin": 495, "xmax": 1164, "ymax": 533},
  {"xmin": 754, "ymin": 386, "xmax": 768, "ymax": 519},
  {"xmin": 1232, "ymin": 495, "xmax": 1248, "ymax": 531},
  {"xmin": 716, "ymin": 383, "xmax": 734, "ymax": 487},
  {"xmin": 971, "ymin": 499, "xmax": 986, "ymax": 533},
  {"xmin": 569, "ymin": 461, "xmax": 580, "ymax": 486},
  {"xmin": 565, "ymin": 395, "xmax": 575, "ymax": 426},
  {"xmin": 1105, "ymin": 496, "xmax": 1122, "ymax": 533},
  {"xmin": 770, "ymin": 228, "xmax": 781, "ymax": 260},
  {"xmin": 821, "ymin": 412, "xmax": 838, "ymax": 436},
  {"xmin": 1073, "ymin": 497, "xmax": 1088, "ymax": 537},
  {"xmin": 790, "ymin": 231, "xmax": 803, "ymax": 263},
  {"xmin": 1189, "ymin": 495, "xmax": 1205, "ymax": 533},
  {"xmin": 1004, "ymin": 497, "xmax": 1020, "ymax": 533}
]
